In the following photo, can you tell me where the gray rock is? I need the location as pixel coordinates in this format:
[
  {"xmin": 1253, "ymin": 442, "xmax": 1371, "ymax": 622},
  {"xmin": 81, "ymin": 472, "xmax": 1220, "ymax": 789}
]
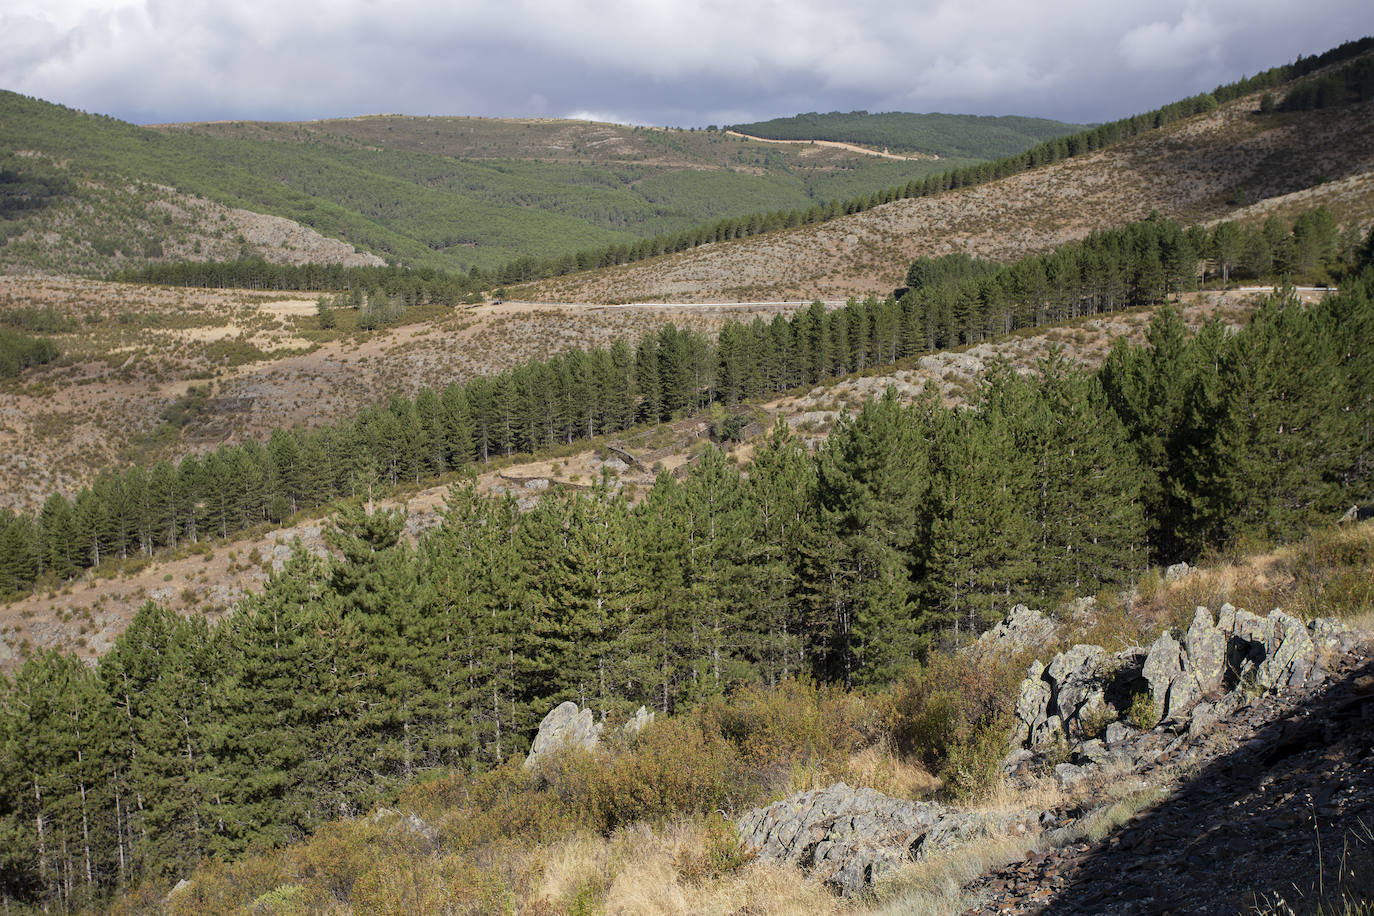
[
  {"xmin": 1104, "ymin": 721, "xmax": 1135, "ymax": 749},
  {"xmin": 1077, "ymin": 738, "xmax": 1115, "ymax": 766},
  {"xmin": 736, "ymin": 783, "xmax": 1013, "ymax": 896},
  {"xmin": 1054, "ymin": 762, "xmax": 1093, "ymax": 788},
  {"xmin": 1255, "ymin": 610, "xmax": 1321, "ymax": 692},
  {"xmin": 1216, "ymin": 602, "xmax": 1238, "ymax": 633},
  {"xmin": 524, "ymin": 701, "xmax": 603, "ymax": 768},
  {"xmin": 1188, "ymin": 701, "xmax": 1217, "ymax": 738},
  {"xmin": 1046, "ymin": 644, "xmax": 1108, "ymax": 737},
  {"xmin": 1185, "ymin": 606, "xmax": 1227, "ymax": 695},
  {"xmin": 1143, "ymin": 630, "xmax": 1191, "ymax": 720},
  {"xmin": 1013, "ymin": 661, "xmax": 1052, "ymax": 747},
  {"xmin": 1165, "ymin": 562, "xmax": 1193, "ymax": 582},
  {"xmin": 975, "ymin": 604, "xmax": 1058, "ymax": 656},
  {"xmin": 737, "ymin": 783, "xmax": 937, "ymax": 895},
  {"xmin": 623, "ymin": 705, "xmax": 655, "ymax": 735},
  {"xmin": 1031, "ymin": 714, "xmax": 1065, "ymax": 750},
  {"xmin": 1309, "ymin": 617, "xmax": 1358, "ymax": 653}
]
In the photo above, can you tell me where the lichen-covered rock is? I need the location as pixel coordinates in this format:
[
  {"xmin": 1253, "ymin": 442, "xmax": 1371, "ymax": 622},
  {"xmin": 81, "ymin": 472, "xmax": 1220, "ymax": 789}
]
[
  {"xmin": 1185, "ymin": 606, "xmax": 1227, "ymax": 694},
  {"xmin": 737, "ymin": 783, "xmax": 1015, "ymax": 896},
  {"xmin": 1165, "ymin": 562, "xmax": 1193, "ymax": 582},
  {"xmin": 623, "ymin": 705, "xmax": 655, "ymax": 735},
  {"xmin": 1143, "ymin": 630, "xmax": 1191, "ymax": 720},
  {"xmin": 524, "ymin": 701, "xmax": 603, "ymax": 768},
  {"xmin": 737, "ymin": 783, "xmax": 940, "ymax": 894},
  {"xmin": 1309, "ymin": 617, "xmax": 1358, "ymax": 654},
  {"xmin": 1046, "ymin": 644, "xmax": 1107, "ymax": 736},
  {"xmin": 1013, "ymin": 660, "xmax": 1052, "ymax": 746},
  {"xmin": 1255, "ymin": 610, "xmax": 1321, "ymax": 691}
]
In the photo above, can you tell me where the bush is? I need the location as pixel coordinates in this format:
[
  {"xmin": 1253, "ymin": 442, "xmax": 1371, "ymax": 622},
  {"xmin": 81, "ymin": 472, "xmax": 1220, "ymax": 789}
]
[
  {"xmin": 550, "ymin": 718, "xmax": 744, "ymax": 831},
  {"xmin": 695, "ymin": 677, "xmax": 876, "ymax": 783},
  {"xmin": 939, "ymin": 722, "xmax": 1011, "ymax": 802},
  {"xmin": 1126, "ymin": 690, "xmax": 1160, "ymax": 730},
  {"xmin": 889, "ymin": 652, "xmax": 1023, "ymax": 772}
]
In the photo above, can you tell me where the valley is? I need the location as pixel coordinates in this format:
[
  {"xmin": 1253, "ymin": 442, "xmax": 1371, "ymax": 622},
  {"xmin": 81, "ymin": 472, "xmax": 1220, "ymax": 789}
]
[{"xmin": 0, "ymin": 32, "xmax": 1372, "ymax": 916}]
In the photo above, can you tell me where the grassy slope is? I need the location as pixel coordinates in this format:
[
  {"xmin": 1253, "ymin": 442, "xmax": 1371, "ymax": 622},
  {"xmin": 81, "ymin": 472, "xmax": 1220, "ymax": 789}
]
[
  {"xmin": 0, "ymin": 93, "xmax": 992, "ymax": 275},
  {"xmin": 728, "ymin": 110, "xmax": 1088, "ymax": 158}
]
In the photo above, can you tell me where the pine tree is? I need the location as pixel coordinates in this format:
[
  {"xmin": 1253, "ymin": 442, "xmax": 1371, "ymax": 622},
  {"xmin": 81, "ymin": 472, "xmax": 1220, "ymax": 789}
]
[{"xmin": 809, "ymin": 391, "xmax": 928, "ymax": 684}]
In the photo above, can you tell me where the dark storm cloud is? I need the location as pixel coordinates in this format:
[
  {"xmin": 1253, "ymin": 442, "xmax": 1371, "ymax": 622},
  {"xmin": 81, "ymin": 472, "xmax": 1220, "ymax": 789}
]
[{"xmin": 2, "ymin": 0, "xmax": 1370, "ymax": 126}]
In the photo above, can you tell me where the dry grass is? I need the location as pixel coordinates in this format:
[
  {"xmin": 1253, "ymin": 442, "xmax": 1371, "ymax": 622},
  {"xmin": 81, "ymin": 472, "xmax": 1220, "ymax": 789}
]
[
  {"xmin": 846, "ymin": 744, "xmax": 941, "ymax": 800},
  {"xmin": 866, "ymin": 834, "xmax": 1036, "ymax": 916}
]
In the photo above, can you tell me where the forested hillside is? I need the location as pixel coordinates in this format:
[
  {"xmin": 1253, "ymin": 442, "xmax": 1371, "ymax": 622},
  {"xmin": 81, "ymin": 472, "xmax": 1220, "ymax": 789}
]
[
  {"xmin": 0, "ymin": 93, "xmax": 974, "ymax": 276},
  {"xmin": 2, "ymin": 251, "xmax": 1371, "ymax": 906},
  {"xmin": 728, "ymin": 111, "xmax": 1086, "ymax": 158},
  {"xmin": 0, "ymin": 209, "xmax": 1356, "ymax": 599}
]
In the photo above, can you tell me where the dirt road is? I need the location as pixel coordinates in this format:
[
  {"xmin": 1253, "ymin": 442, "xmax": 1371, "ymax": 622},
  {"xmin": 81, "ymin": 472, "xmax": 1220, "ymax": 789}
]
[{"xmin": 723, "ymin": 130, "xmax": 935, "ymax": 161}]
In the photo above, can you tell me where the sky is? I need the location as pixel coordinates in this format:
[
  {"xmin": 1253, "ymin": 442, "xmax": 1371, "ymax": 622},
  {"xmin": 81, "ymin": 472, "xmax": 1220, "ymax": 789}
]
[{"xmin": 1, "ymin": 0, "xmax": 1370, "ymax": 128}]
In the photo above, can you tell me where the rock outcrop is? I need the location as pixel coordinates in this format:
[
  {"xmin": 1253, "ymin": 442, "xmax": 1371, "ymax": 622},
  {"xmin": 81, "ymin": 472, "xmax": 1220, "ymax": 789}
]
[
  {"xmin": 524, "ymin": 702, "xmax": 657, "ymax": 768},
  {"xmin": 736, "ymin": 783, "xmax": 1023, "ymax": 896},
  {"xmin": 1014, "ymin": 605, "xmax": 1350, "ymax": 751},
  {"xmin": 524, "ymin": 701, "xmax": 603, "ymax": 768},
  {"xmin": 1013, "ymin": 643, "xmax": 1142, "ymax": 749},
  {"xmin": 973, "ymin": 604, "xmax": 1059, "ymax": 656}
]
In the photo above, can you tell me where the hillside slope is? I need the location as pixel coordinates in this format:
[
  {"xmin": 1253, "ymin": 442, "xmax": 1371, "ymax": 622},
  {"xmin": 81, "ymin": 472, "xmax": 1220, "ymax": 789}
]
[
  {"xmin": 0, "ymin": 93, "xmax": 998, "ymax": 275},
  {"xmin": 520, "ymin": 90, "xmax": 1374, "ymax": 303}
]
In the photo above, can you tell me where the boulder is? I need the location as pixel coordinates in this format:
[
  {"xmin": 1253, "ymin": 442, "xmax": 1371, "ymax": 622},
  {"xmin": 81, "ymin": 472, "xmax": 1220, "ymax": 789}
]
[
  {"xmin": 736, "ymin": 783, "xmax": 1010, "ymax": 896},
  {"xmin": 524, "ymin": 701, "xmax": 603, "ymax": 769},
  {"xmin": 1164, "ymin": 562, "xmax": 1193, "ymax": 582},
  {"xmin": 1054, "ymin": 762, "xmax": 1093, "ymax": 788}
]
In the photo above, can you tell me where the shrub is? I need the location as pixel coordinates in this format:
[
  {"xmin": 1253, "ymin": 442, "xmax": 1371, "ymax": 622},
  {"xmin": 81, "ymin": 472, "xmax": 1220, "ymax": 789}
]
[
  {"xmin": 695, "ymin": 677, "xmax": 876, "ymax": 783},
  {"xmin": 939, "ymin": 721, "xmax": 1011, "ymax": 802},
  {"xmin": 1126, "ymin": 690, "xmax": 1160, "ymax": 730},
  {"xmin": 889, "ymin": 651, "xmax": 1023, "ymax": 773},
  {"xmin": 567, "ymin": 718, "xmax": 743, "ymax": 831}
]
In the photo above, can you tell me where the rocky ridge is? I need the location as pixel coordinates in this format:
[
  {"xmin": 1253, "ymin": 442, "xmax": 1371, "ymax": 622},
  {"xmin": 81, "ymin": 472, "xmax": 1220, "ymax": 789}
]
[
  {"xmin": 968, "ymin": 647, "xmax": 1374, "ymax": 914},
  {"xmin": 734, "ymin": 601, "xmax": 1371, "ymax": 908}
]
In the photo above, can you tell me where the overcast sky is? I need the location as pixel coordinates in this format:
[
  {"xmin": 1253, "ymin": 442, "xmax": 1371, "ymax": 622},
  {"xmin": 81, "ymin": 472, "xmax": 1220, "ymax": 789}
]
[{"xmin": 2, "ymin": 0, "xmax": 1370, "ymax": 127}]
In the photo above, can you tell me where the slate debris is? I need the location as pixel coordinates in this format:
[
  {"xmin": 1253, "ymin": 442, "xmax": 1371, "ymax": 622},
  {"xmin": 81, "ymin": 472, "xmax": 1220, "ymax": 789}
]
[{"xmin": 966, "ymin": 646, "xmax": 1374, "ymax": 914}]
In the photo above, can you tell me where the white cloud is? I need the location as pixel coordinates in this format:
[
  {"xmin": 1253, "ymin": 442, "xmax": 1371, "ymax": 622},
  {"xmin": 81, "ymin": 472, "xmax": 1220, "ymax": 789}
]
[{"xmin": 1, "ymin": 0, "xmax": 1369, "ymax": 125}]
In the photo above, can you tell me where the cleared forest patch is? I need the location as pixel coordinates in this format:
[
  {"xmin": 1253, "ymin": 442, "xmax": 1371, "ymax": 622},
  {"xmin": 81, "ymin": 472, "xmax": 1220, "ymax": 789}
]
[{"xmin": 0, "ymin": 277, "xmax": 800, "ymax": 512}]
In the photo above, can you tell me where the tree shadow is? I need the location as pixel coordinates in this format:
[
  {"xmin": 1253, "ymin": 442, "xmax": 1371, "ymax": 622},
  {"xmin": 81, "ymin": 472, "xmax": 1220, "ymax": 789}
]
[{"xmin": 1034, "ymin": 654, "xmax": 1374, "ymax": 915}]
